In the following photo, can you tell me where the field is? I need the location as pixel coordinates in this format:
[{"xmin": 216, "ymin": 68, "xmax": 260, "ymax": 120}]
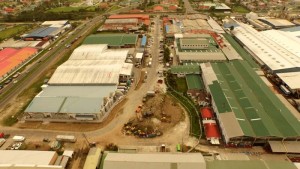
[
  {"xmin": 232, "ymin": 5, "xmax": 250, "ymax": 13},
  {"xmin": 175, "ymin": 77, "xmax": 188, "ymax": 93},
  {"xmin": 47, "ymin": 6, "xmax": 97, "ymax": 13},
  {"xmin": 0, "ymin": 25, "xmax": 31, "ymax": 41}
]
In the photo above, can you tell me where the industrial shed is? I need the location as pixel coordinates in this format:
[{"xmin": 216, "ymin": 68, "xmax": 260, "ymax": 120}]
[
  {"xmin": 207, "ymin": 160, "xmax": 297, "ymax": 169},
  {"xmin": 258, "ymin": 18, "xmax": 295, "ymax": 29},
  {"xmin": 83, "ymin": 34, "xmax": 138, "ymax": 48},
  {"xmin": 25, "ymin": 85, "xmax": 121, "ymax": 121},
  {"xmin": 23, "ymin": 27, "xmax": 61, "ymax": 40},
  {"xmin": 170, "ymin": 65, "xmax": 201, "ymax": 76},
  {"xmin": 48, "ymin": 44, "xmax": 132, "ymax": 85},
  {"xmin": 25, "ymin": 44, "xmax": 131, "ymax": 122},
  {"xmin": 0, "ymin": 150, "xmax": 64, "ymax": 169},
  {"xmin": 201, "ymin": 61, "xmax": 300, "ymax": 145},
  {"xmin": 102, "ymin": 153, "xmax": 206, "ymax": 169},
  {"xmin": 232, "ymin": 22, "xmax": 300, "ymax": 94},
  {"xmin": 174, "ymin": 34, "xmax": 226, "ymax": 62}
]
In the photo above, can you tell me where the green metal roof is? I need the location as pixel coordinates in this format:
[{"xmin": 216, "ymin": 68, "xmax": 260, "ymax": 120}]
[
  {"xmin": 209, "ymin": 60, "xmax": 300, "ymax": 138},
  {"xmin": 176, "ymin": 37, "xmax": 219, "ymax": 52},
  {"xmin": 207, "ymin": 160, "xmax": 297, "ymax": 169},
  {"xmin": 170, "ymin": 65, "xmax": 201, "ymax": 74},
  {"xmin": 83, "ymin": 34, "xmax": 138, "ymax": 47},
  {"xmin": 186, "ymin": 74, "xmax": 204, "ymax": 90},
  {"xmin": 208, "ymin": 81, "xmax": 232, "ymax": 113},
  {"xmin": 180, "ymin": 38, "xmax": 209, "ymax": 45}
]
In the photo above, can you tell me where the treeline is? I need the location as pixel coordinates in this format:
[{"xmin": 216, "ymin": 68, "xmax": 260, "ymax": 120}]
[
  {"xmin": 3, "ymin": 2, "xmax": 102, "ymax": 22},
  {"xmin": 4, "ymin": 11, "xmax": 96, "ymax": 22}
]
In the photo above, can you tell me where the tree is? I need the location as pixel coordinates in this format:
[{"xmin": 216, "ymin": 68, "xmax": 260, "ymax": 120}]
[{"xmin": 163, "ymin": 45, "xmax": 170, "ymax": 63}]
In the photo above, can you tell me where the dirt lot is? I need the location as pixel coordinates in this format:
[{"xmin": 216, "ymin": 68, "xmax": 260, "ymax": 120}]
[
  {"xmin": 15, "ymin": 98, "xmax": 128, "ymax": 132},
  {"xmin": 122, "ymin": 94, "xmax": 185, "ymax": 138}
]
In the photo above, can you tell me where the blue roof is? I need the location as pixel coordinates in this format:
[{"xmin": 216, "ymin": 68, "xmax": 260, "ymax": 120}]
[
  {"xmin": 25, "ymin": 27, "xmax": 59, "ymax": 38},
  {"xmin": 165, "ymin": 25, "xmax": 169, "ymax": 33},
  {"xmin": 141, "ymin": 35, "xmax": 147, "ymax": 46}
]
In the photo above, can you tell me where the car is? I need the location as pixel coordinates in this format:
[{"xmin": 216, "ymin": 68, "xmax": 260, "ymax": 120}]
[
  {"xmin": 4, "ymin": 79, "xmax": 11, "ymax": 84},
  {"xmin": 48, "ymin": 48, "xmax": 52, "ymax": 51},
  {"xmin": 13, "ymin": 80, "xmax": 18, "ymax": 84}
]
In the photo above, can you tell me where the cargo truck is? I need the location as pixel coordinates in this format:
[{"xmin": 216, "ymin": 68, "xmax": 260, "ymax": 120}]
[{"xmin": 56, "ymin": 135, "xmax": 77, "ymax": 143}]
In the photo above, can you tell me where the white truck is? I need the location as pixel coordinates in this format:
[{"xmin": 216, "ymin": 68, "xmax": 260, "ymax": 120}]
[
  {"xmin": 56, "ymin": 135, "xmax": 77, "ymax": 143},
  {"xmin": 13, "ymin": 136, "xmax": 25, "ymax": 142}
]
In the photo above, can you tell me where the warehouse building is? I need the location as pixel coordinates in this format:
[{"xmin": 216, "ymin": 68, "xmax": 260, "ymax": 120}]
[
  {"xmin": 174, "ymin": 34, "xmax": 227, "ymax": 62},
  {"xmin": 22, "ymin": 20, "xmax": 70, "ymax": 41},
  {"xmin": 84, "ymin": 34, "xmax": 138, "ymax": 48},
  {"xmin": 102, "ymin": 152, "xmax": 206, "ymax": 169},
  {"xmin": 25, "ymin": 44, "xmax": 133, "ymax": 122},
  {"xmin": 258, "ymin": 18, "xmax": 295, "ymax": 29},
  {"xmin": 0, "ymin": 150, "xmax": 69, "ymax": 168},
  {"xmin": 206, "ymin": 160, "xmax": 297, "ymax": 169},
  {"xmin": 97, "ymin": 152, "xmax": 297, "ymax": 169},
  {"xmin": 170, "ymin": 64, "xmax": 201, "ymax": 77},
  {"xmin": 200, "ymin": 60, "xmax": 300, "ymax": 146},
  {"xmin": 0, "ymin": 47, "xmax": 38, "ymax": 81},
  {"xmin": 101, "ymin": 18, "xmax": 140, "ymax": 32},
  {"xmin": 232, "ymin": 22, "xmax": 300, "ymax": 95},
  {"xmin": 108, "ymin": 14, "xmax": 150, "ymax": 26}
]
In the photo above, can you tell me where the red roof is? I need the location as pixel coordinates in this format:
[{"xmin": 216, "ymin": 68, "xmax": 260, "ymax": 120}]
[
  {"xmin": 204, "ymin": 123, "xmax": 221, "ymax": 139},
  {"xmin": 109, "ymin": 14, "xmax": 149, "ymax": 20},
  {"xmin": 0, "ymin": 48, "xmax": 37, "ymax": 78},
  {"xmin": 4, "ymin": 8, "xmax": 14, "ymax": 13},
  {"xmin": 169, "ymin": 5, "xmax": 177, "ymax": 11},
  {"xmin": 200, "ymin": 107, "xmax": 214, "ymax": 119},
  {"xmin": 153, "ymin": 6, "xmax": 164, "ymax": 11}
]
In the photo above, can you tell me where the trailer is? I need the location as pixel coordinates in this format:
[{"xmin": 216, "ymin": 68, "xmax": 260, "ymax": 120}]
[
  {"xmin": 13, "ymin": 136, "xmax": 25, "ymax": 142},
  {"xmin": 56, "ymin": 135, "xmax": 77, "ymax": 143}
]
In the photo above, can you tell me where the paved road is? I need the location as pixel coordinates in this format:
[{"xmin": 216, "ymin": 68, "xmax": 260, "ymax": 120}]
[{"xmin": 183, "ymin": 0, "xmax": 199, "ymax": 14}]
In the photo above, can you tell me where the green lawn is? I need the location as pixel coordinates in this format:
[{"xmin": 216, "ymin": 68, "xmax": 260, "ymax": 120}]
[
  {"xmin": 0, "ymin": 25, "xmax": 30, "ymax": 41},
  {"xmin": 48, "ymin": 6, "xmax": 97, "ymax": 13},
  {"xmin": 175, "ymin": 77, "xmax": 188, "ymax": 93},
  {"xmin": 232, "ymin": 5, "xmax": 250, "ymax": 13},
  {"xmin": 108, "ymin": 5, "xmax": 121, "ymax": 12}
]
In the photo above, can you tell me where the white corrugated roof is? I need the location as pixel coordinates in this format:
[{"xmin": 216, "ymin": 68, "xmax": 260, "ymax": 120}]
[
  {"xmin": 42, "ymin": 20, "xmax": 68, "ymax": 26},
  {"xmin": 277, "ymin": 72, "xmax": 300, "ymax": 90},
  {"xmin": 49, "ymin": 44, "xmax": 133, "ymax": 85},
  {"xmin": 0, "ymin": 150, "xmax": 56, "ymax": 165},
  {"xmin": 233, "ymin": 23, "xmax": 300, "ymax": 72}
]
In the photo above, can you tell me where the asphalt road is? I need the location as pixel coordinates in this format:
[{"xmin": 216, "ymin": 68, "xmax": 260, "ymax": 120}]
[{"xmin": 183, "ymin": 0, "xmax": 199, "ymax": 14}]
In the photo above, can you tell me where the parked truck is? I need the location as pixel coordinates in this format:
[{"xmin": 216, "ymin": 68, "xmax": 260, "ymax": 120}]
[
  {"xmin": 56, "ymin": 135, "xmax": 77, "ymax": 143},
  {"xmin": 13, "ymin": 136, "xmax": 25, "ymax": 142}
]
